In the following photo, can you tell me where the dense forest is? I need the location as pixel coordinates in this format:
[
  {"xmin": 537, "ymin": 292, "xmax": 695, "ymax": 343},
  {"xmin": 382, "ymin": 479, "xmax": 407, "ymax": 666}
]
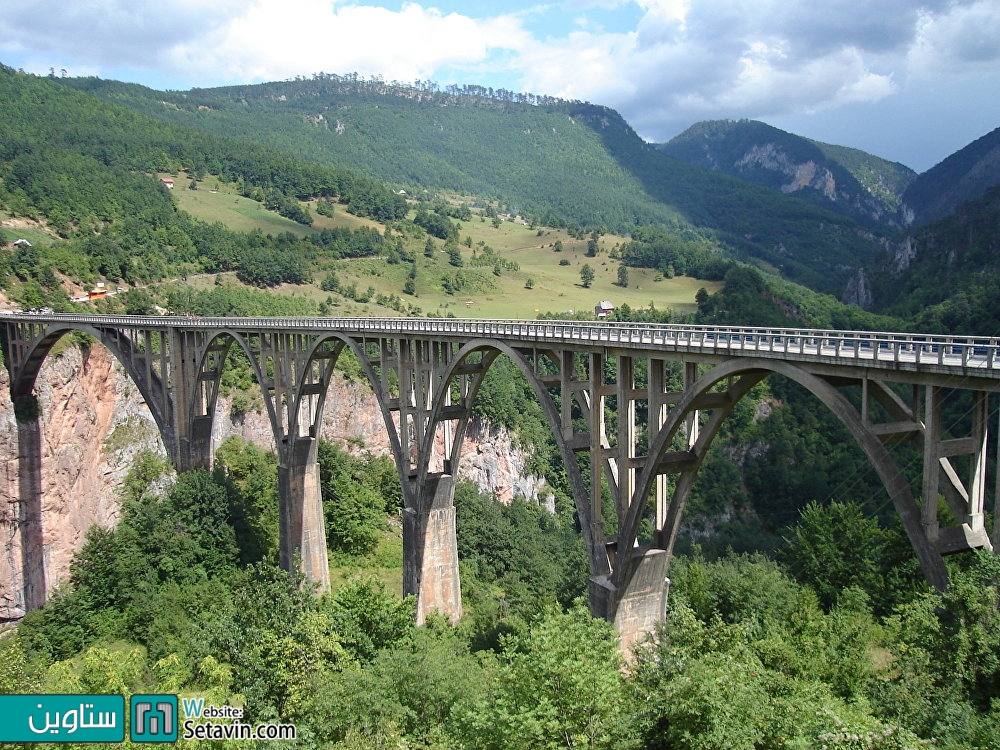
[
  {"xmin": 3, "ymin": 436, "xmax": 998, "ymax": 748},
  {"xmin": 2, "ymin": 62, "xmax": 1000, "ymax": 749}
]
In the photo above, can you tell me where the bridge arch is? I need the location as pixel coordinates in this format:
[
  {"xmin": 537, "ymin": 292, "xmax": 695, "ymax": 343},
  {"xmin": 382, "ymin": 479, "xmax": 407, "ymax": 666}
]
[
  {"xmin": 622, "ymin": 357, "xmax": 948, "ymax": 595},
  {"xmin": 3, "ymin": 324, "xmax": 173, "ymax": 613},
  {"xmin": 417, "ymin": 339, "xmax": 604, "ymax": 574},
  {"xmin": 9, "ymin": 323, "xmax": 173, "ymax": 452},
  {"xmin": 288, "ymin": 332, "xmax": 407, "ymax": 489}
]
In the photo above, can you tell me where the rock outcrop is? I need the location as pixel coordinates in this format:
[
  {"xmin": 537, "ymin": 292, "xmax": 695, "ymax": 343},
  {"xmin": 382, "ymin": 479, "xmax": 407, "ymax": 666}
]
[{"xmin": 1, "ymin": 344, "xmax": 549, "ymax": 617}]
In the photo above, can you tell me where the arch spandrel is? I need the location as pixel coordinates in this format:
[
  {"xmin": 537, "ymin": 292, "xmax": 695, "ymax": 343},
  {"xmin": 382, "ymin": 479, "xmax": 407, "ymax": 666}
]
[
  {"xmin": 623, "ymin": 357, "xmax": 948, "ymax": 595},
  {"xmin": 417, "ymin": 339, "xmax": 607, "ymax": 577},
  {"xmin": 7, "ymin": 322, "xmax": 174, "ymax": 450}
]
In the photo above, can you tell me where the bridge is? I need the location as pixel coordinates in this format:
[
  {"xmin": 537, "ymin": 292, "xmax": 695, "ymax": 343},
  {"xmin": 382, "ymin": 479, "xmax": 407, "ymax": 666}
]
[{"xmin": 3, "ymin": 313, "xmax": 1000, "ymax": 648}]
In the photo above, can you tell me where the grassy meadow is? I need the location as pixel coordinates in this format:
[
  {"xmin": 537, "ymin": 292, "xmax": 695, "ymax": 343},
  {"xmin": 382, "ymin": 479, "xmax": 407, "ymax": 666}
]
[{"xmin": 172, "ymin": 180, "xmax": 720, "ymax": 319}]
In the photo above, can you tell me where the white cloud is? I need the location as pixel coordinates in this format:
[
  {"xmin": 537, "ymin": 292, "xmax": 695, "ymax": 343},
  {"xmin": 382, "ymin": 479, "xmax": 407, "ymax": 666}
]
[
  {"xmin": 169, "ymin": 0, "xmax": 489, "ymax": 85},
  {"xmin": 1, "ymin": 0, "xmax": 997, "ymax": 166},
  {"xmin": 910, "ymin": 1, "xmax": 1000, "ymax": 73}
]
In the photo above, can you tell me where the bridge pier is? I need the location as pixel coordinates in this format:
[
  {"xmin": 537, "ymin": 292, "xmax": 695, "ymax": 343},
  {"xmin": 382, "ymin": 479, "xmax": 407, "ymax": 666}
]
[
  {"xmin": 13, "ymin": 397, "xmax": 46, "ymax": 613},
  {"xmin": 278, "ymin": 436, "xmax": 330, "ymax": 593},
  {"xmin": 589, "ymin": 547, "xmax": 670, "ymax": 653},
  {"xmin": 404, "ymin": 473, "xmax": 462, "ymax": 624},
  {"xmin": 5, "ymin": 314, "xmax": 1000, "ymax": 640}
]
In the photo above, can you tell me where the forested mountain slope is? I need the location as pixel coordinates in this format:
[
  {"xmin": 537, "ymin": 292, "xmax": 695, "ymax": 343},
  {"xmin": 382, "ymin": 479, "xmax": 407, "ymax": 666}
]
[
  {"xmin": 902, "ymin": 124, "xmax": 1000, "ymax": 226},
  {"xmin": 868, "ymin": 183, "xmax": 1000, "ymax": 334},
  {"xmin": 59, "ymin": 73, "xmax": 892, "ymax": 295},
  {"xmin": 659, "ymin": 119, "xmax": 916, "ymax": 227}
]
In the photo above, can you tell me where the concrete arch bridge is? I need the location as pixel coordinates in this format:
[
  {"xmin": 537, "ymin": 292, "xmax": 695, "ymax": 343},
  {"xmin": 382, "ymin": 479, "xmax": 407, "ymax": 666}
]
[{"xmin": 3, "ymin": 314, "xmax": 999, "ymax": 648}]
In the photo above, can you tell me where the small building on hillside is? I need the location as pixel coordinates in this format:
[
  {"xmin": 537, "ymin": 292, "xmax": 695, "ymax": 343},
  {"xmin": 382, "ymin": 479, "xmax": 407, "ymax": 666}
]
[
  {"xmin": 594, "ymin": 300, "xmax": 615, "ymax": 318},
  {"xmin": 160, "ymin": 178, "xmax": 174, "ymax": 189}
]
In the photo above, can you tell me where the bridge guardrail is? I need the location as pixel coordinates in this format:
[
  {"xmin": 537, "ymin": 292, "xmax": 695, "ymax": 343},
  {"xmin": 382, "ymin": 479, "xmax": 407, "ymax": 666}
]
[{"xmin": 5, "ymin": 313, "xmax": 1000, "ymax": 374}]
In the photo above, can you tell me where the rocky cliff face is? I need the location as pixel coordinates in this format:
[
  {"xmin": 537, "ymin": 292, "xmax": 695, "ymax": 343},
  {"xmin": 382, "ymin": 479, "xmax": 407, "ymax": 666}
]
[{"xmin": 1, "ymin": 344, "xmax": 550, "ymax": 617}]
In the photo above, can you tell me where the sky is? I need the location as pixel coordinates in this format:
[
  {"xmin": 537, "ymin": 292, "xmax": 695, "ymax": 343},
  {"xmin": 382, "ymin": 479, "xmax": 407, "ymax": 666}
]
[{"xmin": 2, "ymin": 1, "xmax": 1000, "ymax": 173}]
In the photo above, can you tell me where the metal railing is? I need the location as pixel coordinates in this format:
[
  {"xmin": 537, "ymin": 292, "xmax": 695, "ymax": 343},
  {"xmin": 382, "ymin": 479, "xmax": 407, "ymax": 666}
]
[{"xmin": 6, "ymin": 313, "xmax": 1000, "ymax": 375}]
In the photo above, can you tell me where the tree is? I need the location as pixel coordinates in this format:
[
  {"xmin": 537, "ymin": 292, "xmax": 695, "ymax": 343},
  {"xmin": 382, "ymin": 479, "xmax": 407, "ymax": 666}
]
[
  {"xmin": 586, "ymin": 238, "xmax": 598, "ymax": 257},
  {"xmin": 616, "ymin": 264, "xmax": 629, "ymax": 288},
  {"xmin": 455, "ymin": 607, "xmax": 625, "ymax": 749},
  {"xmin": 580, "ymin": 264, "xmax": 595, "ymax": 288},
  {"xmin": 781, "ymin": 501, "xmax": 888, "ymax": 611}
]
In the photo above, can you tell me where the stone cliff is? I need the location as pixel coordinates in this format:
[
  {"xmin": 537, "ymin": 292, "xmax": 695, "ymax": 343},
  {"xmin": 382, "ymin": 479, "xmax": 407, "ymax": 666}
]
[{"xmin": 1, "ymin": 344, "xmax": 550, "ymax": 618}]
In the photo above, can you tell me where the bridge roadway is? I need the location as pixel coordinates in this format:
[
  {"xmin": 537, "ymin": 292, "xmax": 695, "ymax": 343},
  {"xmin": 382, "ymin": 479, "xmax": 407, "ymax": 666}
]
[{"xmin": 3, "ymin": 313, "xmax": 1000, "ymax": 649}]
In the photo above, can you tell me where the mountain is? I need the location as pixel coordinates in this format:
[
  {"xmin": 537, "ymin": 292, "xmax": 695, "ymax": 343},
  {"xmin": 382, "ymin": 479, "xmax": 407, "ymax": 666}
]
[
  {"xmin": 865, "ymin": 183, "xmax": 1000, "ymax": 334},
  {"xmin": 901, "ymin": 125, "xmax": 1000, "ymax": 226},
  {"xmin": 57, "ymin": 74, "xmax": 893, "ymax": 295},
  {"xmin": 658, "ymin": 119, "xmax": 916, "ymax": 227}
]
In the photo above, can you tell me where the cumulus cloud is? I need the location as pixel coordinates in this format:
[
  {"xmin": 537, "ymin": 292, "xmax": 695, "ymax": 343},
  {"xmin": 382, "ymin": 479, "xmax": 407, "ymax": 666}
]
[
  {"xmin": 501, "ymin": 0, "xmax": 997, "ymax": 144},
  {"xmin": 176, "ymin": 0, "xmax": 488, "ymax": 85}
]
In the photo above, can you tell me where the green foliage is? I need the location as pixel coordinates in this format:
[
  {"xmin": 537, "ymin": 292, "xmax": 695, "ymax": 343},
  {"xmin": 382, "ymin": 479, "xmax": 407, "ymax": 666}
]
[
  {"xmin": 214, "ymin": 436, "xmax": 280, "ymax": 562},
  {"xmin": 318, "ymin": 440, "xmax": 392, "ymax": 556},
  {"xmin": 454, "ymin": 481, "xmax": 587, "ymax": 623},
  {"xmin": 456, "ymin": 607, "xmax": 627, "ymax": 749},
  {"xmin": 580, "ymin": 263, "xmax": 595, "ymax": 287},
  {"xmin": 781, "ymin": 500, "xmax": 921, "ymax": 613}
]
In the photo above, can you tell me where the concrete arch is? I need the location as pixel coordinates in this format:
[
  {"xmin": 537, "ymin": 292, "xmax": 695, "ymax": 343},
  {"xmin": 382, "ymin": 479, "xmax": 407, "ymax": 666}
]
[
  {"xmin": 4, "ymin": 324, "xmax": 173, "ymax": 612},
  {"xmin": 289, "ymin": 332, "xmax": 408, "ymax": 497},
  {"xmin": 10, "ymin": 323, "xmax": 173, "ymax": 452},
  {"xmin": 623, "ymin": 358, "xmax": 947, "ymax": 592},
  {"xmin": 417, "ymin": 339, "xmax": 605, "ymax": 576}
]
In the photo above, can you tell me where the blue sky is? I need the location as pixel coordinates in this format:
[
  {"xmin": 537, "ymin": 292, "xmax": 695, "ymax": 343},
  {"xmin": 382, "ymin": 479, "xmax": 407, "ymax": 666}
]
[{"xmin": 3, "ymin": 1, "xmax": 999, "ymax": 172}]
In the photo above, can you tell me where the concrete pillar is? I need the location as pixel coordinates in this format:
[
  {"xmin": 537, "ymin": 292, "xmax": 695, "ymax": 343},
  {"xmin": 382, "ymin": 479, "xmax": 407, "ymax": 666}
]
[
  {"xmin": 589, "ymin": 547, "xmax": 670, "ymax": 655},
  {"xmin": 185, "ymin": 415, "xmax": 214, "ymax": 471},
  {"xmin": 404, "ymin": 473, "xmax": 462, "ymax": 624},
  {"xmin": 278, "ymin": 436, "xmax": 330, "ymax": 593},
  {"xmin": 15, "ymin": 397, "xmax": 46, "ymax": 612}
]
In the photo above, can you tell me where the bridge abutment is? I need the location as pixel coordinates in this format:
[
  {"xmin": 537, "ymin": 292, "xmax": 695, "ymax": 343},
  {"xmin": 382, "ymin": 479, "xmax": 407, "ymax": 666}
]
[
  {"xmin": 404, "ymin": 473, "xmax": 462, "ymax": 624},
  {"xmin": 278, "ymin": 436, "xmax": 330, "ymax": 593}
]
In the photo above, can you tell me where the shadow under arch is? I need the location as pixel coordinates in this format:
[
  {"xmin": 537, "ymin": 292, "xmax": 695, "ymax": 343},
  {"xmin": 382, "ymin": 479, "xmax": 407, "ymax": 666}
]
[
  {"xmin": 416, "ymin": 338, "xmax": 607, "ymax": 577},
  {"xmin": 10, "ymin": 323, "xmax": 173, "ymax": 452},
  {"xmin": 4, "ymin": 324, "xmax": 173, "ymax": 613},
  {"xmin": 622, "ymin": 357, "xmax": 948, "ymax": 595}
]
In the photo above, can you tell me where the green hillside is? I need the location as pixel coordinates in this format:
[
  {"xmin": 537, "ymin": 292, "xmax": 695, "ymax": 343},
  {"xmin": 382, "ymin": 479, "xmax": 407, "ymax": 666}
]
[{"xmin": 60, "ymin": 74, "xmax": 893, "ymax": 295}]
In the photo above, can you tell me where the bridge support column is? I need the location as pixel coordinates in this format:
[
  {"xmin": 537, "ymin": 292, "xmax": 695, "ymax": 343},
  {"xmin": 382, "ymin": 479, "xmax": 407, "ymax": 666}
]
[
  {"xmin": 589, "ymin": 548, "xmax": 670, "ymax": 654},
  {"xmin": 13, "ymin": 396, "xmax": 46, "ymax": 613},
  {"xmin": 278, "ymin": 436, "xmax": 330, "ymax": 593},
  {"xmin": 177, "ymin": 415, "xmax": 214, "ymax": 472},
  {"xmin": 404, "ymin": 473, "xmax": 462, "ymax": 624}
]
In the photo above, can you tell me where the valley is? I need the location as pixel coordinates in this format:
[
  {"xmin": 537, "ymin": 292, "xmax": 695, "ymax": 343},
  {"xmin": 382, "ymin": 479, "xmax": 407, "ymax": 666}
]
[{"xmin": 1, "ymin": 62, "xmax": 999, "ymax": 748}]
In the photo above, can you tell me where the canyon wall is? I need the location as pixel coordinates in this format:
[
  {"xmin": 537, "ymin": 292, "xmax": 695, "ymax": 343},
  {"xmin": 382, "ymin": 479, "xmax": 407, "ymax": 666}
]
[{"xmin": 1, "ymin": 344, "xmax": 550, "ymax": 618}]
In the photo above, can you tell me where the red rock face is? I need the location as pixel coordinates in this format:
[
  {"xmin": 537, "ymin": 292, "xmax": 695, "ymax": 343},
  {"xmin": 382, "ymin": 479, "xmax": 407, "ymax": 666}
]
[{"xmin": 1, "ymin": 345, "xmax": 548, "ymax": 617}]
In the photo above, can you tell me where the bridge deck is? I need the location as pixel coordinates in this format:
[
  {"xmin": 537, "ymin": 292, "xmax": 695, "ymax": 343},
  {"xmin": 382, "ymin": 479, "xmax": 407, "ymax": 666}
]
[{"xmin": 8, "ymin": 313, "xmax": 1000, "ymax": 389}]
